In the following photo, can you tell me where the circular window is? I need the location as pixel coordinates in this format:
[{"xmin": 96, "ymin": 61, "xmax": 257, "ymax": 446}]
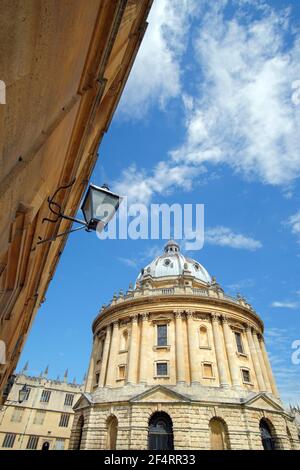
[
  {"xmin": 194, "ymin": 264, "xmax": 200, "ymax": 271},
  {"xmin": 164, "ymin": 259, "xmax": 171, "ymax": 266}
]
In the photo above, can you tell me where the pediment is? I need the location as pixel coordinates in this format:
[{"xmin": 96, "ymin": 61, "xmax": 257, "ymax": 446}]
[
  {"xmin": 244, "ymin": 393, "xmax": 284, "ymax": 412},
  {"xmin": 130, "ymin": 385, "xmax": 190, "ymax": 403},
  {"xmin": 73, "ymin": 393, "xmax": 93, "ymax": 411}
]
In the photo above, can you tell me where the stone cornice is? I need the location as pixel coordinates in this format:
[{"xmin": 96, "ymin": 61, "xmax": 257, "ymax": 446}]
[{"xmin": 92, "ymin": 293, "xmax": 264, "ymax": 335}]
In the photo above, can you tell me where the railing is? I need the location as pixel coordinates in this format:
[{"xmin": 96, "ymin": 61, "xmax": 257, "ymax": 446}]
[
  {"xmin": 108, "ymin": 287, "xmax": 254, "ymax": 313},
  {"xmin": 161, "ymin": 288, "xmax": 175, "ymax": 295},
  {"xmin": 192, "ymin": 289, "xmax": 208, "ymax": 296}
]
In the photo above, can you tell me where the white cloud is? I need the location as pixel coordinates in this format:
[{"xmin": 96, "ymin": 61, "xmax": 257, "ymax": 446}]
[
  {"xmin": 117, "ymin": 257, "xmax": 139, "ymax": 270},
  {"xmin": 113, "ymin": 162, "xmax": 204, "ymax": 205},
  {"xmin": 118, "ymin": 0, "xmax": 197, "ymax": 118},
  {"xmin": 205, "ymin": 226, "xmax": 262, "ymax": 250},
  {"xmin": 171, "ymin": 2, "xmax": 300, "ymax": 186},
  {"xmin": 287, "ymin": 211, "xmax": 300, "ymax": 241},
  {"xmin": 271, "ymin": 301, "xmax": 299, "ymax": 309},
  {"xmin": 227, "ymin": 278, "xmax": 255, "ymax": 291}
]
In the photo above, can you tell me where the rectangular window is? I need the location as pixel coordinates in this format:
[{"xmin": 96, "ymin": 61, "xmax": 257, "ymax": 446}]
[
  {"xmin": 11, "ymin": 406, "xmax": 24, "ymax": 423},
  {"xmin": 55, "ymin": 438, "xmax": 65, "ymax": 450},
  {"xmin": 235, "ymin": 332, "xmax": 244, "ymax": 354},
  {"xmin": 27, "ymin": 435, "xmax": 39, "ymax": 450},
  {"xmin": 64, "ymin": 393, "xmax": 74, "ymax": 406},
  {"xmin": 157, "ymin": 324, "xmax": 168, "ymax": 346},
  {"xmin": 156, "ymin": 362, "xmax": 168, "ymax": 376},
  {"xmin": 33, "ymin": 410, "xmax": 46, "ymax": 425},
  {"xmin": 242, "ymin": 369, "xmax": 251, "ymax": 383},
  {"xmin": 95, "ymin": 372, "xmax": 100, "ymax": 385},
  {"xmin": 59, "ymin": 413, "xmax": 70, "ymax": 427},
  {"xmin": 40, "ymin": 390, "xmax": 51, "ymax": 403},
  {"xmin": 203, "ymin": 363, "xmax": 214, "ymax": 378},
  {"xmin": 118, "ymin": 365, "xmax": 126, "ymax": 380},
  {"xmin": 2, "ymin": 433, "xmax": 16, "ymax": 448}
]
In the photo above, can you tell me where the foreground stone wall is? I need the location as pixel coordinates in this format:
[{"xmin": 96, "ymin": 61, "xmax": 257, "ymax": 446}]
[{"xmin": 70, "ymin": 400, "xmax": 300, "ymax": 450}]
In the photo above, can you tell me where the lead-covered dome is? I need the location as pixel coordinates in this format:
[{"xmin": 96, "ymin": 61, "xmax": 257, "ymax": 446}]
[{"xmin": 136, "ymin": 240, "xmax": 211, "ymax": 285}]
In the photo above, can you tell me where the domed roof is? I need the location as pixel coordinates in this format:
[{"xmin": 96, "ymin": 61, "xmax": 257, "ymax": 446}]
[{"xmin": 137, "ymin": 240, "xmax": 211, "ymax": 285}]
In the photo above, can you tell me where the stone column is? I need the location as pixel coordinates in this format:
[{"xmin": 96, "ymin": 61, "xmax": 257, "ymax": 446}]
[
  {"xmin": 85, "ymin": 335, "xmax": 98, "ymax": 392},
  {"xmin": 187, "ymin": 312, "xmax": 200, "ymax": 384},
  {"xmin": 222, "ymin": 316, "xmax": 240, "ymax": 388},
  {"xmin": 127, "ymin": 314, "xmax": 139, "ymax": 384},
  {"xmin": 253, "ymin": 331, "xmax": 272, "ymax": 393},
  {"xmin": 246, "ymin": 326, "xmax": 266, "ymax": 392},
  {"xmin": 99, "ymin": 326, "xmax": 112, "ymax": 387},
  {"xmin": 139, "ymin": 313, "xmax": 150, "ymax": 384},
  {"xmin": 175, "ymin": 311, "xmax": 185, "ymax": 383},
  {"xmin": 105, "ymin": 321, "xmax": 119, "ymax": 387},
  {"xmin": 259, "ymin": 336, "xmax": 280, "ymax": 397},
  {"xmin": 211, "ymin": 314, "xmax": 229, "ymax": 387}
]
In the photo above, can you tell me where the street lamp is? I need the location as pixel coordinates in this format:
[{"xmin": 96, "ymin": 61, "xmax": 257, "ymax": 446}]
[
  {"xmin": 18, "ymin": 384, "xmax": 29, "ymax": 404},
  {"xmin": 37, "ymin": 179, "xmax": 122, "ymax": 245},
  {"xmin": 81, "ymin": 184, "xmax": 121, "ymax": 231}
]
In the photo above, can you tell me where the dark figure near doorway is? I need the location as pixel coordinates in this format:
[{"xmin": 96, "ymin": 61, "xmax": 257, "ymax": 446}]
[
  {"xmin": 148, "ymin": 412, "xmax": 174, "ymax": 450},
  {"xmin": 42, "ymin": 441, "xmax": 50, "ymax": 450}
]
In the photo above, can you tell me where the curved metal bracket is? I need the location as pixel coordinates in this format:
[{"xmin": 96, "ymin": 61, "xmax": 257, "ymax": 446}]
[{"xmin": 42, "ymin": 178, "xmax": 76, "ymax": 224}]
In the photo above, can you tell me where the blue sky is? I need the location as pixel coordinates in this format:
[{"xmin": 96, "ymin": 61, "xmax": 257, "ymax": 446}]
[{"xmin": 18, "ymin": 0, "xmax": 300, "ymax": 404}]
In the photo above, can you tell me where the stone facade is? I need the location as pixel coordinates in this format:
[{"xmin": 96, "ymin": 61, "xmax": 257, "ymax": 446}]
[
  {"xmin": 70, "ymin": 241, "xmax": 300, "ymax": 450},
  {"xmin": 0, "ymin": 0, "xmax": 153, "ymax": 402},
  {"xmin": 0, "ymin": 373, "xmax": 83, "ymax": 450}
]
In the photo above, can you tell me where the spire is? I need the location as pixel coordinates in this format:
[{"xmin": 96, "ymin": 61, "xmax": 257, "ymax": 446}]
[
  {"xmin": 44, "ymin": 365, "xmax": 49, "ymax": 378},
  {"xmin": 22, "ymin": 361, "xmax": 29, "ymax": 374},
  {"xmin": 63, "ymin": 368, "xmax": 68, "ymax": 383}
]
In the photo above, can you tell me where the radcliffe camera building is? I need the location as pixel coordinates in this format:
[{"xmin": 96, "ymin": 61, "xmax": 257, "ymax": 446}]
[{"xmin": 70, "ymin": 241, "xmax": 300, "ymax": 451}]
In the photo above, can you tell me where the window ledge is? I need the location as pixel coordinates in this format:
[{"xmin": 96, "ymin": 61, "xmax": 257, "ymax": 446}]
[
  {"xmin": 153, "ymin": 345, "xmax": 171, "ymax": 351},
  {"xmin": 243, "ymin": 381, "xmax": 254, "ymax": 386},
  {"xmin": 119, "ymin": 349, "xmax": 128, "ymax": 354},
  {"xmin": 199, "ymin": 346, "xmax": 211, "ymax": 350},
  {"xmin": 236, "ymin": 352, "xmax": 248, "ymax": 358},
  {"xmin": 116, "ymin": 378, "xmax": 125, "ymax": 382},
  {"xmin": 203, "ymin": 376, "xmax": 216, "ymax": 380},
  {"xmin": 154, "ymin": 375, "xmax": 170, "ymax": 379}
]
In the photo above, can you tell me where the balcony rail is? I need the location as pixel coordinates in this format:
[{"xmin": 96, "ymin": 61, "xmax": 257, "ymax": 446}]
[{"xmin": 105, "ymin": 285, "xmax": 253, "ymax": 312}]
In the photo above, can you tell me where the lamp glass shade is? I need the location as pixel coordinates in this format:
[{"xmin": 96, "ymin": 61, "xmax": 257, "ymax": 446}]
[
  {"xmin": 18, "ymin": 384, "xmax": 28, "ymax": 403},
  {"xmin": 81, "ymin": 184, "xmax": 121, "ymax": 231}
]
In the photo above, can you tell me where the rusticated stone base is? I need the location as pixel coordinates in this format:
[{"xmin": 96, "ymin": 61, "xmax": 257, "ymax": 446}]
[{"xmin": 69, "ymin": 386, "xmax": 300, "ymax": 451}]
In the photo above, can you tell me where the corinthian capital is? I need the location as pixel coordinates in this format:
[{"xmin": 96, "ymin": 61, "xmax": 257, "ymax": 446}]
[
  {"xmin": 211, "ymin": 313, "xmax": 221, "ymax": 322},
  {"xmin": 130, "ymin": 314, "xmax": 139, "ymax": 323},
  {"xmin": 186, "ymin": 310, "xmax": 195, "ymax": 319},
  {"xmin": 174, "ymin": 310, "xmax": 184, "ymax": 319}
]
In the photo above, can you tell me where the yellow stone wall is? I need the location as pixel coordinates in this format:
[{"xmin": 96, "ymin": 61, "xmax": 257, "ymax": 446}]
[
  {"xmin": 0, "ymin": 374, "xmax": 83, "ymax": 450},
  {"xmin": 0, "ymin": 0, "xmax": 153, "ymax": 401}
]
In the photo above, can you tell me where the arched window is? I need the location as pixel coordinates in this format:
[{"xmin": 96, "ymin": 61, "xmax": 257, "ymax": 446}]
[
  {"xmin": 148, "ymin": 412, "xmax": 174, "ymax": 450},
  {"xmin": 120, "ymin": 330, "xmax": 128, "ymax": 351},
  {"xmin": 199, "ymin": 326, "xmax": 209, "ymax": 348},
  {"xmin": 209, "ymin": 417, "xmax": 230, "ymax": 450},
  {"xmin": 260, "ymin": 419, "xmax": 275, "ymax": 450},
  {"xmin": 73, "ymin": 415, "xmax": 84, "ymax": 450},
  {"xmin": 106, "ymin": 415, "xmax": 118, "ymax": 450}
]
